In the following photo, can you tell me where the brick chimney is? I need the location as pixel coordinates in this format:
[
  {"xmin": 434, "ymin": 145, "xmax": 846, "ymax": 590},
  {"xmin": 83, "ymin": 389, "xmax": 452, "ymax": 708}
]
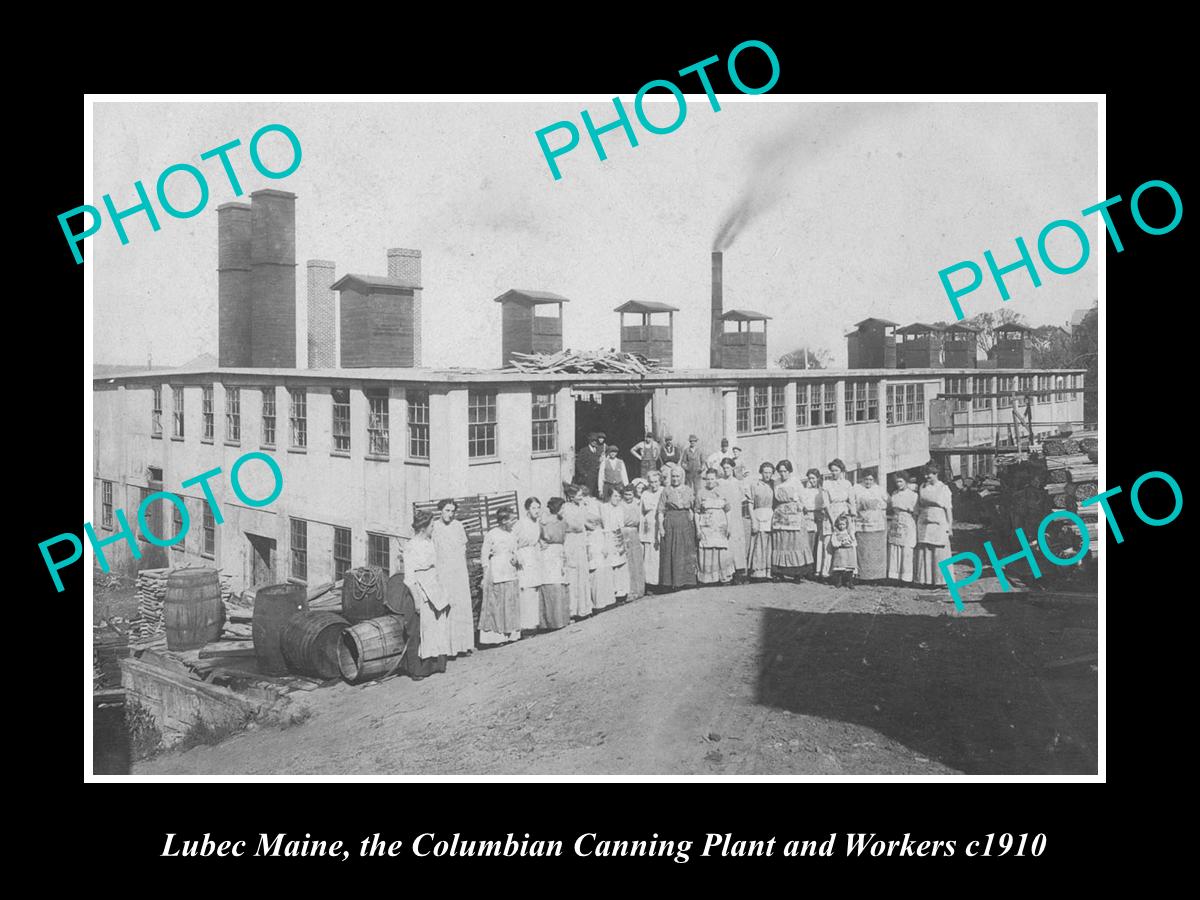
[
  {"xmin": 387, "ymin": 249, "xmax": 422, "ymax": 366},
  {"xmin": 306, "ymin": 260, "xmax": 336, "ymax": 369},
  {"xmin": 217, "ymin": 202, "xmax": 252, "ymax": 367},
  {"xmin": 249, "ymin": 189, "xmax": 298, "ymax": 367}
]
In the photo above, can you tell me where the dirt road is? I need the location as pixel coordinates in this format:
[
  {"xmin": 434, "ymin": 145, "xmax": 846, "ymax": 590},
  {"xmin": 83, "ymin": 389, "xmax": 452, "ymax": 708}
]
[{"xmin": 137, "ymin": 571, "xmax": 1097, "ymax": 776}]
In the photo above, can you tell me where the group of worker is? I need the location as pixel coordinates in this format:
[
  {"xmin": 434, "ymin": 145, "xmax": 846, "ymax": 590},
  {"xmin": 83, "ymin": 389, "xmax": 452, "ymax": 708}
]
[{"xmin": 397, "ymin": 429, "xmax": 956, "ymax": 678}]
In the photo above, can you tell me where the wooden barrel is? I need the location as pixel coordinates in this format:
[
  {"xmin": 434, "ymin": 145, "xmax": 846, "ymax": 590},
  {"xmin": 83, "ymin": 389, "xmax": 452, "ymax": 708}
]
[
  {"xmin": 342, "ymin": 566, "xmax": 389, "ymax": 624},
  {"xmin": 337, "ymin": 615, "xmax": 409, "ymax": 683},
  {"xmin": 281, "ymin": 611, "xmax": 350, "ymax": 680},
  {"xmin": 253, "ymin": 583, "xmax": 309, "ymax": 676},
  {"xmin": 163, "ymin": 567, "xmax": 224, "ymax": 651}
]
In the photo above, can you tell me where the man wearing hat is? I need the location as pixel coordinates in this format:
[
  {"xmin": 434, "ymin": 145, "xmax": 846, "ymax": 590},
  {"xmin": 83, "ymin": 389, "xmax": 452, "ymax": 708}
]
[
  {"xmin": 681, "ymin": 434, "xmax": 705, "ymax": 494},
  {"xmin": 575, "ymin": 432, "xmax": 604, "ymax": 488}
]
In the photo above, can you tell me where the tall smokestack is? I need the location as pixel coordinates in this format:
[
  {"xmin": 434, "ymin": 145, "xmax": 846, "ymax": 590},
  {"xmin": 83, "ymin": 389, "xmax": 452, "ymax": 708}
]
[
  {"xmin": 217, "ymin": 202, "xmax": 252, "ymax": 367},
  {"xmin": 710, "ymin": 251, "xmax": 723, "ymax": 369},
  {"xmin": 387, "ymin": 249, "xmax": 422, "ymax": 366},
  {"xmin": 306, "ymin": 260, "xmax": 336, "ymax": 369},
  {"xmin": 249, "ymin": 189, "xmax": 297, "ymax": 367}
]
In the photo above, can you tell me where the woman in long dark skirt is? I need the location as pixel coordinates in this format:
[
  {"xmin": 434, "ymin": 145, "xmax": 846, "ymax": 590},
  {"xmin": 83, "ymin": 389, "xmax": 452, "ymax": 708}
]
[{"xmin": 657, "ymin": 465, "xmax": 698, "ymax": 590}]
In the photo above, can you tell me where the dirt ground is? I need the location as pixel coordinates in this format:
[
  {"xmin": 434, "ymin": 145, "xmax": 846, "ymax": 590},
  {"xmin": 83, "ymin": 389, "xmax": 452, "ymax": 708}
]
[{"xmin": 136, "ymin": 563, "xmax": 1098, "ymax": 776}]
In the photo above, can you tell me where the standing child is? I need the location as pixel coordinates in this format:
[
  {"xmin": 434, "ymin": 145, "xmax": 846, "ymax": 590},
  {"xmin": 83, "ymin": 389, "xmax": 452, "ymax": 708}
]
[{"xmin": 827, "ymin": 513, "xmax": 859, "ymax": 589}]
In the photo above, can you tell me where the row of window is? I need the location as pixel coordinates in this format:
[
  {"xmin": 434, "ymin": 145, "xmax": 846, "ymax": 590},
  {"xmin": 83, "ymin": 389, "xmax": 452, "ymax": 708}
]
[
  {"xmin": 291, "ymin": 520, "xmax": 389, "ymax": 584},
  {"xmin": 886, "ymin": 384, "xmax": 926, "ymax": 425},
  {"xmin": 150, "ymin": 386, "xmax": 559, "ymax": 462},
  {"xmin": 100, "ymin": 481, "xmax": 217, "ymax": 556},
  {"xmin": 736, "ymin": 382, "xmax": 884, "ymax": 434}
]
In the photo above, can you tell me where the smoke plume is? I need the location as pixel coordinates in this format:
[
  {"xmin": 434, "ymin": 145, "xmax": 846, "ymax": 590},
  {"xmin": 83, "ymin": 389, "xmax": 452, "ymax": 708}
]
[{"xmin": 712, "ymin": 104, "xmax": 886, "ymax": 251}]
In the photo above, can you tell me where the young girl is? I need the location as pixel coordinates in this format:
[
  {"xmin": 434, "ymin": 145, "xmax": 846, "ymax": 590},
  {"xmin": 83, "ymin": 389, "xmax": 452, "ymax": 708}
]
[{"xmin": 827, "ymin": 513, "xmax": 858, "ymax": 588}]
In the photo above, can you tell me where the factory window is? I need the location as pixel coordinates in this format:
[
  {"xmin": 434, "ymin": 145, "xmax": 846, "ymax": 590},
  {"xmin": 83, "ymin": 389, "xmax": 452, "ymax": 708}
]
[
  {"xmin": 751, "ymin": 385, "xmax": 768, "ymax": 432},
  {"xmin": 290, "ymin": 518, "xmax": 308, "ymax": 583},
  {"xmin": 202, "ymin": 505, "xmax": 215, "ymax": 558},
  {"xmin": 531, "ymin": 391, "xmax": 557, "ymax": 454},
  {"xmin": 366, "ymin": 390, "xmax": 390, "ymax": 457},
  {"xmin": 845, "ymin": 381, "xmax": 874, "ymax": 423},
  {"xmin": 261, "ymin": 388, "xmax": 276, "ymax": 447},
  {"xmin": 973, "ymin": 376, "xmax": 992, "ymax": 411},
  {"xmin": 289, "ymin": 388, "xmax": 307, "ymax": 448},
  {"xmin": 202, "ymin": 386, "xmax": 214, "ymax": 441},
  {"xmin": 997, "ymin": 376, "xmax": 1014, "ymax": 409},
  {"xmin": 736, "ymin": 386, "xmax": 751, "ymax": 434},
  {"xmin": 1018, "ymin": 375, "xmax": 1034, "ymax": 408},
  {"xmin": 151, "ymin": 385, "xmax": 163, "ymax": 438},
  {"xmin": 468, "ymin": 390, "xmax": 497, "ymax": 458},
  {"xmin": 888, "ymin": 384, "xmax": 926, "ymax": 425},
  {"xmin": 770, "ymin": 386, "xmax": 785, "ymax": 429},
  {"xmin": 408, "ymin": 390, "xmax": 430, "ymax": 460},
  {"xmin": 1037, "ymin": 374, "xmax": 1050, "ymax": 405},
  {"xmin": 101, "ymin": 481, "xmax": 113, "ymax": 530},
  {"xmin": 945, "ymin": 376, "xmax": 969, "ymax": 413},
  {"xmin": 807, "ymin": 383, "xmax": 823, "ymax": 427},
  {"xmin": 1055, "ymin": 376, "xmax": 1066, "ymax": 403},
  {"xmin": 795, "ymin": 384, "xmax": 809, "ymax": 428},
  {"xmin": 332, "ymin": 388, "xmax": 351, "ymax": 454},
  {"xmin": 367, "ymin": 532, "xmax": 390, "ymax": 575},
  {"xmin": 822, "ymin": 382, "xmax": 837, "ymax": 424},
  {"xmin": 333, "ymin": 527, "xmax": 352, "ymax": 582},
  {"xmin": 171, "ymin": 503, "xmax": 184, "ymax": 552},
  {"xmin": 171, "ymin": 387, "xmax": 184, "ymax": 438},
  {"xmin": 225, "ymin": 387, "xmax": 241, "ymax": 443}
]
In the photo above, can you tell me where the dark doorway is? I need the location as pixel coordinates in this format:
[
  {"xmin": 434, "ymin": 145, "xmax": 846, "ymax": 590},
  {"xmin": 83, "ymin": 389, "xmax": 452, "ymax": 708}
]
[
  {"xmin": 575, "ymin": 392, "xmax": 651, "ymax": 482},
  {"xmin": 247, "ymin": 534, "xmax": 277, "ymax": 587}
]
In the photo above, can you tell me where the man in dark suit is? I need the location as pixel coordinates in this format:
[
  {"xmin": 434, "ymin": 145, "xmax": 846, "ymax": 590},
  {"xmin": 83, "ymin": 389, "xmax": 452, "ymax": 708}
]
[{"xmin": 575, "ymin": 432, "xmax": 603, "ymax": 487}]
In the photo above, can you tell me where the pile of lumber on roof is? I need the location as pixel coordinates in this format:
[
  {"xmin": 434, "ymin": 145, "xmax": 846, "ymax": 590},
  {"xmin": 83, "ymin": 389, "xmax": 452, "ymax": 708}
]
[{"xmin": 507, "ymin": 348, "xmax": 660, "ymax": 375}]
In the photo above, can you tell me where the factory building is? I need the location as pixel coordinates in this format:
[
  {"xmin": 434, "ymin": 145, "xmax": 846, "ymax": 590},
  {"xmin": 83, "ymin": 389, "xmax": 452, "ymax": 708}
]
[{"xmin": 92, "ymin": 193, "xmax": 1086, "ymax": 593}]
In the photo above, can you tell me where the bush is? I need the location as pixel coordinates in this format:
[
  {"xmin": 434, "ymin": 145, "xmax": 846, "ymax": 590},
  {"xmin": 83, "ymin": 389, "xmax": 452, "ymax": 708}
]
[{"xmin": 125, "ymin": 699, "xmax": 163, "ymax": 761}]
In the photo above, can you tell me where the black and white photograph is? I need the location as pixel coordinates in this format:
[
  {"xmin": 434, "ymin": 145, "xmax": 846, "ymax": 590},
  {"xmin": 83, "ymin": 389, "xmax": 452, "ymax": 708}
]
[{"xmin": 85, "ymin": 95, "xmax": 1103, "ymax": 778}]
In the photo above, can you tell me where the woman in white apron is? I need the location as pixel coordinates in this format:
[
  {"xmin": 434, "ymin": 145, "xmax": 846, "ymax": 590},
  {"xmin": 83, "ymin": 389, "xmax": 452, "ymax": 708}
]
[
  {"xmin": 639, "ymin": 470, "xmax": 664, "ymax": 589},
  {"xmin": 695, "ymin": 468, "xmax": 735, "ymax": 584},
  {"xmin": 405, "ymin": 511, "xmax": 451, "ymax": 666},
  {"xmin": 514, "ymin": 497, "xmax": 544, "ymax": 631},
  {"xmin": 915, "ymin": 466, "xmax": 955, "ymax": 587},
  {"xmin": 887, "ymin": 473, "xmax": 918, "ymax": 583},
  {"xmin": 747, "ymin": 461, "xmax": 776, "ymax": 580},
  {"xmin": 718, "ymin": 458, "xmax": 750, "ymax": 581},
  {"xmin": 819, "ymin": 458, "xmax": 857, "ymax": 578},
  {"xmin": 853, "ymin": 473, "xmax": 889, "ymax": 582}
]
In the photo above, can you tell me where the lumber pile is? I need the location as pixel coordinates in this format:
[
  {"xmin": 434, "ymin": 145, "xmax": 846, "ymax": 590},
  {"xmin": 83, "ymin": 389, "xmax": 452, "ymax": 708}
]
[
  {"xmin": 1042, "ymin": 437, "xmax": 1080, "ymax": 456},
  {"xmin": 506, "ymin": 348, "xmax": 661, "ymax": 375},
  {"xmin": 133, "ymin": 567, "xmax": 234, "ymax": 641}
]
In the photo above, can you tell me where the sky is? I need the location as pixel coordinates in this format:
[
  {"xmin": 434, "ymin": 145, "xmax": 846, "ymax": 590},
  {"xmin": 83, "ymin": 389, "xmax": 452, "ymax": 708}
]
[{"xmin": 91, "ymin": 99, "xmax": 1098, "ymax": 370}]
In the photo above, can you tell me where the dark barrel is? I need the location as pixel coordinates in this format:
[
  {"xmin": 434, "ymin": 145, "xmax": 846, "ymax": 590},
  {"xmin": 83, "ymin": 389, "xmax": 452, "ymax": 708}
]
[
  {"xmin": 281, "ymin": 611, "xmax": 350, "ymax": 679},
  {"xmin": 337, "ymin": 615, "xmax": 408, "ymax": 683},
  {"xmin": 342, "ymin": 566, "xmax": 389, "ymax": 623},
  {"xmin": 164, "ymin": 567, "xmax": 224, "ymax": 651},
  {"xmin": 253, "ymin": 583, "xmax": 309, "ymax": 675}
]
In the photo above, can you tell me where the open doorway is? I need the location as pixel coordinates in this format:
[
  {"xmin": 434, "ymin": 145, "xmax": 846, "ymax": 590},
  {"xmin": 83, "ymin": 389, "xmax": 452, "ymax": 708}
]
[
  {"xmin": 247, "ymin": 534, "xmax": 277, "ymax": 588},
  {"xmin": 575, "ymin": 392, "xmax": 651, "ymax": 479}
]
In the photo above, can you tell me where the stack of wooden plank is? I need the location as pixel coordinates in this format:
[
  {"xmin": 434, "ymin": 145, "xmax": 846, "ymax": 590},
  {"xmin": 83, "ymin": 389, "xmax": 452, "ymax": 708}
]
[
  {"xmin": 507, "ymin": 348, "xmax": 660, "ymax": 375},
  {"xmin": 1042, "ymin": 437, "xmax": 1081, "ymax": 456},
  {"xmin": 133, "ymin": 567, "xmax": 234, "ymax": 641}
]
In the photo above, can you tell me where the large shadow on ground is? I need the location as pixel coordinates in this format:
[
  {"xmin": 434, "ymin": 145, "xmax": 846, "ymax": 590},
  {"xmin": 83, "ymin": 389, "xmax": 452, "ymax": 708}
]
[{"xmin": 755, "ymin": 595, "xmax": 1097, "ymax": 774}]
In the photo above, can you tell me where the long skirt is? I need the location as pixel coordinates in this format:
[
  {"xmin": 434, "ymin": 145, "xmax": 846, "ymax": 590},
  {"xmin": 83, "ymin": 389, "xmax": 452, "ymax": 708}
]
[
  {"xmin": 622, "ymin": 526, "xmax": 645, "ymax": 599},
  {"xmin": 698, "ymin": 547, "xmax": 735, "ymax": 584},
  {"xmin": 564, "ymin": 532, "xmax": 592, "ymax": 618},
  {"xmin": 642, "ymin": 539, "xmax": 661, "ymax": 586},
  {"xmin": 389, "ymin": 581, "xmax": 446, "ymax": 679},
  {"xmin": 591, "ymin": 563, "xmax": 616, "ymax": 610},
  {"xmin": 887, "ymin": 543, "xmax": 915, "ymax": 583},
  {"xmin": 856, "ymin": 530, "xmax": 887, "ymax": 581},
  {"xmin": 419, "ymin": 599, "xmax": 453, "ymax": 658},
  {"xmin": 538, "ymin": 583, "xmax": 570, "ymax": 629},
  {"xmin": 915, "ymin": 543, "xmax": 952, "ymax": 586},
  {"xmin": 479, "ymin": 578, "xmax": 521, "ymax": 644},
  {"xmin": 748, "ymin": 530, "xmax": 772, "ymax": 578},
  {"xmin": 772, "ymin": 529, "xmax": 813, "ymax": 575},
  {"xmin": 441, "ymin": 558, "xmax": 475, "ymax": 656},
  {"xmin": 518, "ymin": 586, "xmax": 541, "ymax": 630},
  {"xmin": 727, "ymin": 516, "xmax": 749, "ymax": 573},
  {"xmin": 659, "ymin": 509, "xmax": 699, "ymax": 588}
]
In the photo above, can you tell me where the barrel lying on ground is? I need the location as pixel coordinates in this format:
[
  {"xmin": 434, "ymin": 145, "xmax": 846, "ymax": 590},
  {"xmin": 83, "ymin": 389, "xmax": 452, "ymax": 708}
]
[
  {"xmin": 342, "ymin": 566, "xmax": 389, "ymax": 623},
  {"xmin": 338, "ymin": 615, "xmax": 409, "ymax": 683},
  {"xmin": 281, "ymin": 611, "xmax": 350, "ymax": 679},
  {"xmin": 164, "ymin": 567, "xmax": 224, "ymax": 651},
  {"xmin": 253, "ymin": 583, "xmax": 309, "ymax": 676}
]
